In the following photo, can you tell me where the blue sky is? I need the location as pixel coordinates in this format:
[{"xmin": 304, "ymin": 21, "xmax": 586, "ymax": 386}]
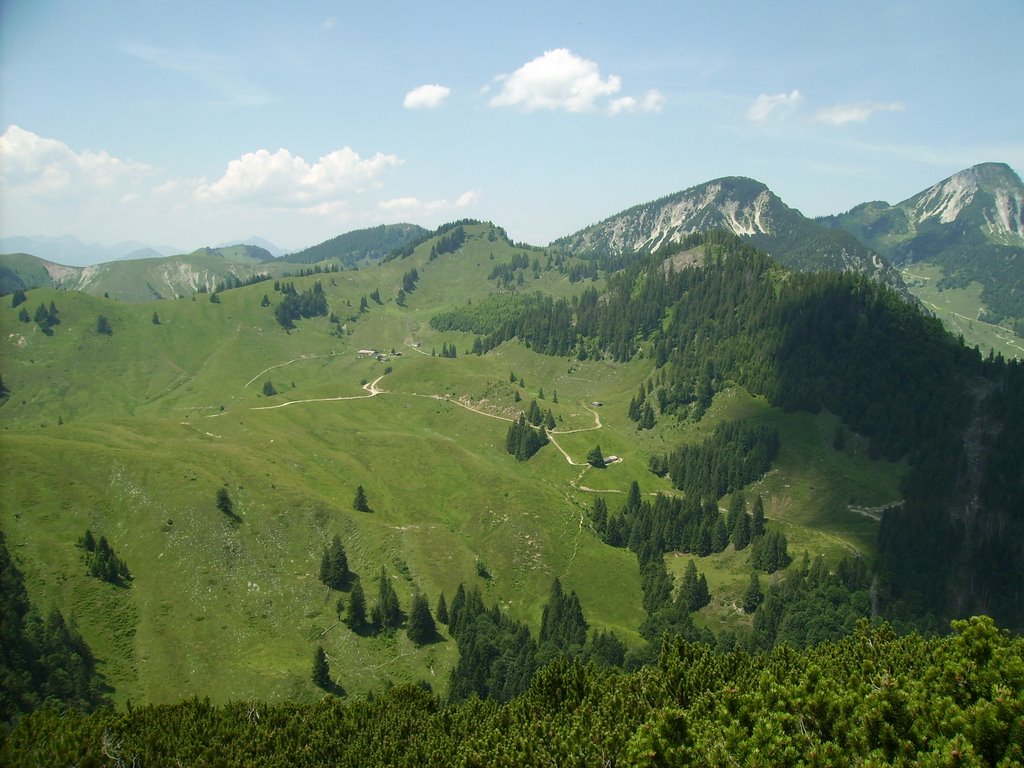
[{"xmin": 2, "ymin": 0, "xmax": 1022, "ymax": 255}]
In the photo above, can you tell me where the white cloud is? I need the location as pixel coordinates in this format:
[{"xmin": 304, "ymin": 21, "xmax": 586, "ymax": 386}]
[
  {"xmin": 404, "ymin": 84, "xmax": 452, "ymax": 110},
  {"xmin": 609, "ymin": 88, "xmax": 666, "ymax": 116},
  {"xmin": 746, "ymin": 90, "xmax": 803, "ymax": 122},
  {"xmin": 0, "ymin": 124, "xmax": 154, "ymax": 197},
  {"xmin": 195, "ymin": 147, "xmax": 402, "ymax": 207},
  {"xmin": 378, "ymin": 189, "xmax": 479, "ymax": 216},
  {"xmin": 489, "ymin": 49, "xmax": 623, "ymax": 112},
  {"xmin": 814, "ymin": 101, "xmax": 905, "ymax": 126},
  {"xmin": 321, "ymin": 16, "xmax": 338, "ymax": 30}
]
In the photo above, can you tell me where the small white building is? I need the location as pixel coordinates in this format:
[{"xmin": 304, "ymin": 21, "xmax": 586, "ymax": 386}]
[{"xmin": 357, "ymin": 349, "xmax": 377, "ymax": 358}]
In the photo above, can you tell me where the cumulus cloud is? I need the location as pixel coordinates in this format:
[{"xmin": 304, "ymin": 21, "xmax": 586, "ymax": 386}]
[
  {"xmin": 0, "ymin": 124, "xmax": 154, "ymax": 197},
  {"xmin": 378, "ymin": 189, "xmax": 479, "ymax": 216},
  {"xmin": 195, "ymin": 147, "xmax": 402, "ymax": 207},
  {"xmin": 814, "ymin": 101, "xmax": 905, "ymax": 126},
  {"xmin": 489, "ymin": 49, "xmax": 625, "ymax": 113},
  {"xmin": 746, "ymin": 90, "xmax": 803, "ymax": 122},
  {"xmin": 404, "ymin": 84, "xmax": 451, "ymax": 109}
]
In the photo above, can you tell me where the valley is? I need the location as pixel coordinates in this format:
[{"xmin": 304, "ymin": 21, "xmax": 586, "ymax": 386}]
[{"xmin": 0, "ymin": 223, "xmax": 907, "ymax": 707}]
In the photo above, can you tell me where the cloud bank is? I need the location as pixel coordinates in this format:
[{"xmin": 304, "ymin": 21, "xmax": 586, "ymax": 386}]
[{"xmin": 195, "ymin": 147, "xmax": 401, "ymax": 208}]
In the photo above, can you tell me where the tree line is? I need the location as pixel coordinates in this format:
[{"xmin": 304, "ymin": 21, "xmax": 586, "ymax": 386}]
[{"xmin": 6, "ymin": 616, "xmax": 1019, "ymax": 766}]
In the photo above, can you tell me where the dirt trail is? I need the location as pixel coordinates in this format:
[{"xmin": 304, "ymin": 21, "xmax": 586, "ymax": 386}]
[
  {"xmin": 244, "ymin": 353, "xmax": 336, "ymax": 389},
  {"xmin": 249, "ymin": 376, "xmax": 385, "ymax": 411}
]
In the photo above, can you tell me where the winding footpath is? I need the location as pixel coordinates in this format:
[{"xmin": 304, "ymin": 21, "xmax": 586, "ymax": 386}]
[{"xmin": 249, "ymin": 375, "xmax": 386, "ymax": 411}]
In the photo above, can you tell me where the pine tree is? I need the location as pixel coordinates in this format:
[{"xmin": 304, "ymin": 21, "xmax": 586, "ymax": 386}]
[
  {"xmin": 406, "ymin": 592, "xmax": 436, "ymax": 645},
  {"xmin": 312, "ymin": 645, "xmax": 330, "ymax": 689},
  {"xmin": 319, "ymin": 535, "xmax": 349, "ymax": 590},
  {"xmin": 679, "ymin": 559, "xmax": 699, "ymax": 611},
  {"xmin": 743, "ymin": 572, "xmax": 764, "ymax": 613},
  {"xmin": 732, "ymin": 513, "xmax": 752, "ymax": 551},
  {"xmin": 639, "ymin": 402, "xmax": 656, "ymax": 430},
  {"xmin": 216, "ymin": 487, "xmax": 236, "ymax": 519},
  {"xmin": 96, "ymin": 315, "xmax": 113, "ymax": 335},
  {"xmin": 346, "ymin": 580, "xmax": 367, "ymax": 631},
  {"xmin": 727, "ymin": 492, "xmax": 746, "ymax": 532},
  {"xmin": 372, "ymin": 566, "xmax": 402, "ymax": 632},
  {"xmin": 752, "ymin": 494, "xmax": 766, "ymax": 537},
  {"xmin": 436, "ymin": 592, "xmax": 449, "ymax": 625},
  {"xmin": 151, "ymin": 312, "xmax": 160, "ymax": 325},
  {"xmin": 353, "ymin": 485, "xmax": 370, "ymax": 512},
  {"xmin": 262, "ymin": 380, "xmax": 277, "ymax": 396},
  {"xmin": 587, "ymin": 445, "xmax": 606, "ymax": 468}
]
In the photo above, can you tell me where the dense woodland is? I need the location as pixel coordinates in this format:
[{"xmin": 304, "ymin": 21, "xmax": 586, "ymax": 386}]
[{"xmin": 3, "ymin": 616, "xmax": 1020, "ymax": 766}]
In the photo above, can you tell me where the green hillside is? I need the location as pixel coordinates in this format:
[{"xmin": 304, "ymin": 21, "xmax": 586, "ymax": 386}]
[
  {"xmin": 283, "ymin": 223, "xmax": 429, "ymax": 266},
  {"xmin": 0, "ymin": 252, "xmax": 58, "ymax": 295},
  {"xmin": 0, "ymin": 223, "xmax": 917, "ymax": 707}
]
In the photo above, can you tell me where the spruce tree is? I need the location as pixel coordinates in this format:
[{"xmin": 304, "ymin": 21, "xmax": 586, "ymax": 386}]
[
  {"xmin": 743, "ymin": 572, "xmax": 764, "ymax": 613},
  {"xmin": 587, "ymin": 445, "xmax": 606, "ymax": 468},
  {"xmin": 353, "ymin": 485, "xmax": 370, "ymax": 512},
  {"xmin": 752, "ymin": 494, "xmax": 766, "ymax": 537},
  {"xmin": 436, "ymin": 592, "xmax": 449, "ymax": 625},
  {"xmin": 372, "ymin": 566, "xmax": 402, "ymax": 632},
  {"xmin": 216, "ymin": 487, "xmax": 236, "ymax": 519},
  {"xmin": 346, "ymin": 580, "xmax": 367, "ymax": 632},
  {"xmin": 406, "ymin": 592, "xmax": 436, "ymax": 645},
  {"xmin": 312, "ymin": 645, "xmax": 330, "ymax": 689},
  {"xmin": 319, "ymin": 535, "xmax": 349, "ymax": 590},
  {"xmin": 732, "ymin": 513, "xmax": 752, "ymax": 551}
]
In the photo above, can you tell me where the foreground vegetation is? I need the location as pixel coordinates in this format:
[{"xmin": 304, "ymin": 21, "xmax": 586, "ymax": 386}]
[{"xmin": 3, "ymin": 616, "xmax": 1021, "ymax": 766}]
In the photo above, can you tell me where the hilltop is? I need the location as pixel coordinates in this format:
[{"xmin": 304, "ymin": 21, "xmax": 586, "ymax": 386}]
[{"xmin": 554, "ymin": 176, "xmax": 909, "ymax": 295}]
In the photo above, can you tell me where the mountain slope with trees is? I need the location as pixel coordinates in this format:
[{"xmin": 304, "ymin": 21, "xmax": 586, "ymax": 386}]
[
  {"xmin": 554, "ymin": 176, "xmax": 909, "ymax": 295},
  {"xmin": 281, "ymin": 223, "xmax": 429, "ymax": 266},
  {"xmin": 821, "ymin": 162, "xmax": 1024, "ymax": 323}
]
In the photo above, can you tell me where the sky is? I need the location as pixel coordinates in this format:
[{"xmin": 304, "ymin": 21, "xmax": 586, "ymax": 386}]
[{"xmin": 1, "ymin": 0, "xmax": 1022, "ymax": 258}]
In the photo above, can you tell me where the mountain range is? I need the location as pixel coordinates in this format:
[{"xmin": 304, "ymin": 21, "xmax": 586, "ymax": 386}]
[
  {"xmin": 1, "ymin": 191, "xmax": 1022, "ymax": 734},
  {"xmin": 9, "ymin": 164, "xmax": 1022, "ymax": 323},
  {"xmin": 554, "ymin": 175, "xmax": 909, "ymax": 294},
  {"xmin": 819, "ymin": 162, "xmax": 1024, "ymax": 321}
]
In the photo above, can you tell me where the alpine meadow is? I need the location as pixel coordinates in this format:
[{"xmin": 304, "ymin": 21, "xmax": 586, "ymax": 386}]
[
  {"xmin": 2, "ymin": 4, "xmax": 1024, "ymax": 757},
  {"xmin": 3, "ymin": 180, "xmax": 1024, "ymax": 762}
]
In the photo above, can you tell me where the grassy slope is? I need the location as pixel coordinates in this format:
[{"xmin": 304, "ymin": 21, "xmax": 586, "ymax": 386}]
[
  {"xmin": 901, "ymin": 262, "xmax": 1024, "ymax": 359},
  {"xmin": 0, "ymin": 224, "xmax": 903, "ymax": 705}
]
